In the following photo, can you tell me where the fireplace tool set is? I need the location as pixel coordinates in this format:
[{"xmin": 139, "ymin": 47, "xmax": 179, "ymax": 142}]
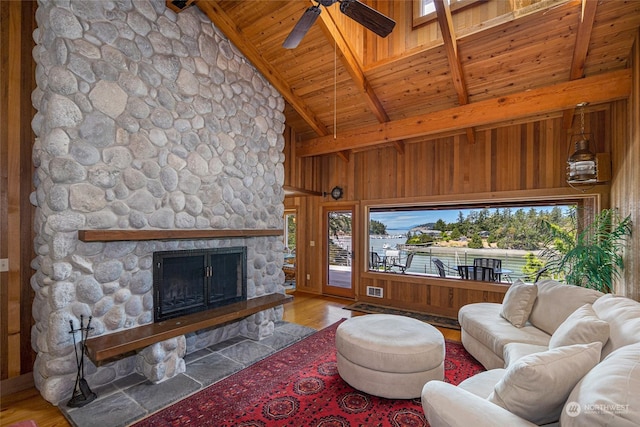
[{"xmin": 67, "ymin": 315, "xmax": 97, "ymax": 407}]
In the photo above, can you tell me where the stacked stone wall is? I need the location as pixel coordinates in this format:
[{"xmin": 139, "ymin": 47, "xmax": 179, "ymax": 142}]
[{"xmin": 30, "ymin": 0, "xmax": 285, "ymax": 404}]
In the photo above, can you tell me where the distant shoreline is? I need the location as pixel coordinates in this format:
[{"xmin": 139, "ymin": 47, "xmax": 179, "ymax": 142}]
[{"xmin": 399, "ymin": 245, "xmax": 540, "ymax": 257}]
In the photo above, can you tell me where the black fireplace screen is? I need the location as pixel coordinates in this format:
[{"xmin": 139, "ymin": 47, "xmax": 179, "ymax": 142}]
[{"xmin": 153, "ymin": 247, "xmax": 247, "ymax": 322}]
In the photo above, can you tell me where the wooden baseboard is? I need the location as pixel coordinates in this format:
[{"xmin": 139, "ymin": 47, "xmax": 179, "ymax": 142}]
[{"xmin": 1, "ymin": 373, "xmax": 35, "ymax": 397}]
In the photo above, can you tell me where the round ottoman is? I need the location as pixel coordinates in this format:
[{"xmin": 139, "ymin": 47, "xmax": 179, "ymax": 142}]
[{"xmin": 336, "ymin": 314, "xmax": 445, "ymax": 399}]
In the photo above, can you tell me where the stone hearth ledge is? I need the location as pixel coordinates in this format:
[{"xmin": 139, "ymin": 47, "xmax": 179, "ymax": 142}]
[{"xmin": 60, "ymin": 321, "xmax": 316, "ymax": 427}]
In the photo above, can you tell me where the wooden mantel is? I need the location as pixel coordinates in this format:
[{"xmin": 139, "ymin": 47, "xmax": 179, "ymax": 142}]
[
  {"xmin": 78, "ymin": 229, "xmax": 284, "ymax": 242},
  {"xmin": 85, "ymin": 293, "xmax": 293, "ymax": 363}
]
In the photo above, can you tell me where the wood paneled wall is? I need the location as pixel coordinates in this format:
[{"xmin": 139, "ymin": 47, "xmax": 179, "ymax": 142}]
[
  {"xmin": 610, "ymin": 30, "xmax": 640, "ymax": 300},
  {"xmin": 0, "ymin": 0, "xmax": 37, "ymax": 392},
  {"xmin": 352, "ymin": 111, "xmax": 608, "ymax": 200},
  {"xmin": 286, "ymin": 108, "xmax": 620, "ymax": 315},
  {"xmin": 283, "ymin": 125, "xmax": 323, "ymax": 193},
  {"xmin": 359, "ymin": 274, "xmax": 510, "ymax": 319}
]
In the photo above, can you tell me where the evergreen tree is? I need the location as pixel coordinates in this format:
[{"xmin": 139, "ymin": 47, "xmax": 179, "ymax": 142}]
[
  {"xmin": 369, "ymin": 219, "xmax": 387, "ymax": 235},
  {"xmin": 286, "ymin": 215, "xmax": 296, "ymax": 249},
  {"xmin": 468, "ymin": 233, "xmax": 484, "ymax": 249},
  {"xmin": 450, "ymin": 228, "xmax": 461, "ymax": 240},
  {"xmin": 329, "ymin": 213, "xmax": 351, "ymax": 240},
  {"xmin": 522, "ymin": 253, "xmax": 546, "ymax": 279}
]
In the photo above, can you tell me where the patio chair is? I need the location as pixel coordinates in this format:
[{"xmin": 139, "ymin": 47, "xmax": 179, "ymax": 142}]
[
  {"xmin": 508, "ymin": 266, "xmax": 551, "ymax": 283},
  {"xmin": 474, "ymin": 258, "xmax": 503, "ymax": 281},
  {"xmin": 432, "ymin": 258, "xmax": 457, "ymax": 278},
  {"xmin": 370, "ymin": 252, "xmax": 382, "ymax": 270},
  {"xmin": 390, "ymin": 252, "xmax": 415, "ymax": 274},
  {"xmin": 383, "ymin": 249, "xmax": 400, "ymax": 271},
  {"xmin": 458, "ymin": 265, "xmax": 495, "ymax": 281},
  {"xmin": 473, "ymin": 258, "xmax": 502, "ymax": 270}
]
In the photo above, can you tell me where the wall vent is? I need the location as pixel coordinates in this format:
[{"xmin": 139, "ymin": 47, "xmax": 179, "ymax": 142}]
[{"xmin": 366, "ymin": 286, "xmax": 383, "ymax": 298}]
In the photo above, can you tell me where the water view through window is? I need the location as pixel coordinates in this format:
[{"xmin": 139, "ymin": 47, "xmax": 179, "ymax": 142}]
[{"xmin": 368, "ymin": 204, "xmax": 576, "ymax": 282}]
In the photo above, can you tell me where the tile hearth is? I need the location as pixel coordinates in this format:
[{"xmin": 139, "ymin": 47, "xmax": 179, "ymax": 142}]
[{"xmin": 60, "ymin": 322, "xmax": 316, "ymax": 427}]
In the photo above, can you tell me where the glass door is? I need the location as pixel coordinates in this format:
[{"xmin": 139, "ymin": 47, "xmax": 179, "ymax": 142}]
[{"xmin": 323, "ymin": 207, "xmax": 355, "ymax": 298}]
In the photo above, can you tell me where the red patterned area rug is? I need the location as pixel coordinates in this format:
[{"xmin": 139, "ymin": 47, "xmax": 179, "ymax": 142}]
[{"xmin": 133, "ymin": 320, "xmax": 484, "ymax": 427}]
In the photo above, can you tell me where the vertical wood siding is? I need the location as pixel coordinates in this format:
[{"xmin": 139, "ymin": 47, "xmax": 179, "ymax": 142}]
[
  {"xmin": 287, "ymin": 107, "xmax": 631, "ymax": 315},
  {"xmin": 0, "ymin": 0, "xmax": 37, "ymax": 389},
  {"xmin": 610, "ymin": 31, "xmax": 640, "ymax": 300}
]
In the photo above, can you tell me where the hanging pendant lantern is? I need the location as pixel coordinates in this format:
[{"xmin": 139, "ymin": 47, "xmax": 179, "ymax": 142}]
[{"xmin": 566, "ymin": 103, "xmax": 597, "ymax": 187}]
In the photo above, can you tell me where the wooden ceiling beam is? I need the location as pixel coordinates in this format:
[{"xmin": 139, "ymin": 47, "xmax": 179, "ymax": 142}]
[
  {"xmin": 317, "ymin": 5, "xmax": 406, "ymax": 157},
  {"xmin": 562, "ymin": 0, "xmax": 598, "ymax": 130},
  {"xmin": 365, "ymin": 0, "xmax": 571, "ymax": 74},
  {"xmin": 434, "ymin": 0, "xmax": 467, "ymax": 105},
  {"xmin": 434, "ymin": 0, "xmax": 475, "ymax": 144},
  {"xmin": 335, "ymin": 150, "xmax": 350, "ymax": 163},
  {"xmin": 318, "ymin": 9, "xmax": 388, "ymax": 123},
  {"xmin": 187, "ymin": 0, "xmax": 330, "ymax": 137},
  {"xmin": 296, "ymin": 69, "xmax": 632, "ymax": 157},
  {"xmin": 392, "ymin": 140, "xmax": 405, "ymax": 155}
]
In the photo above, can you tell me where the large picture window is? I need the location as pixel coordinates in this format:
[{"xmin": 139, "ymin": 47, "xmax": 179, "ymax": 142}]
[{"xmin": 367, "ymin": 200, "xmax": 587, "ymax": 283}]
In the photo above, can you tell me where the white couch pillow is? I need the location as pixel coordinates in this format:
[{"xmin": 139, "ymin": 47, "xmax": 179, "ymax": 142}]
[
  {"xmin": 561, "ymin": 342, "xmax": 640, "ymax": 426},
  {"xmin": 500, "ymin": 280, "xmax": 537, "ymax": 328},
  {"xmin": 549, "ymin": 303, "xmax": 609, "ymax": 349},
  {"xmin": 528, "ymin": 279, "xmax": 602, "ymax": 335},
  {"xmin": 593, "ymin": 294, "xmax": 640, "ymax": 358},
  {"xmin": 488, "ymin": 342, "xmax": 602, "ymax": 425}
]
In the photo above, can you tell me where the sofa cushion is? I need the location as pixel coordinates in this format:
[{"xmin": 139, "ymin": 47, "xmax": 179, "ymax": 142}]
[
  {"xmin": 459, "ymin": 303, "xmax": 551, "ymax": 364},
  {"xmin": 561, "ymin": 342, "xmax": 640, "ymax": 426},
  {"xmin": 422, "ymin": 381, "xmax": 540, "ymax": 427},
  {"xmin": 592, "ymin": 294, "xmax": 640, "ymax": 357},
  {"xmin": 458, "ymin": 369, "xmax": 506, "ymax": 399},
  {"xmin": 500, "ymin": 280, "xmax": 537, "ymax": 328},
  {"xmin": 549, "ymin": 303, "xmax": 609, "ymax": 349},
  {"xmin": 502, "ymin": 342, "xmax": 548, "ymax": 367},
  {"xmin": 528, "ymin": 280, "xmax": 602, "ymax": 335},
  {"xmin": 488, "ymin": 342, "xmax": 602, "ymax": 425},
  {"xmin": 461, "ymin": 331, "xmax": 506, "ymax": 370}
]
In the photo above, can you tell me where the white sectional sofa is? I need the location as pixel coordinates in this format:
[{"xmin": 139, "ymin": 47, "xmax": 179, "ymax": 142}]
[{"xmin": 422, "ymin": 279, "xmax": 640, "ymax": 426}]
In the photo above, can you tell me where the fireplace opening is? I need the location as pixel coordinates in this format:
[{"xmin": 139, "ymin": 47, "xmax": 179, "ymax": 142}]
[{"xmin": 153, "ymin": 247, "xmax": 247, "ymax": 322}]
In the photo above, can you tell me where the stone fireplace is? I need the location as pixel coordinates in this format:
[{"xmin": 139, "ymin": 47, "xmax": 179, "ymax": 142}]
[
  {"xmin": 153, "ymin": 246, "xmax": 247, "ymax": 322},
  {"xmin": 30, "ymin": 0, "xmax": 286, "ymax": 404}
]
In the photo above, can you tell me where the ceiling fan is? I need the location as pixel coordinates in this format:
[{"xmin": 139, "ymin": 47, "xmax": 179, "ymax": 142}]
[{"xmin": 283, "ymin": 0, "xmax": 396, "ymax": 49}]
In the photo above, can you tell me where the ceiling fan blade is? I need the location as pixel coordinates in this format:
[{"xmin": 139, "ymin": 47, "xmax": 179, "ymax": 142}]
[
  {"xmin": 283, "ymin": 5, "xmax": 322, "ymax": 49},
  {"xmin": 339, "ymin": 0, "xmax": 395, "ymax": 38}
]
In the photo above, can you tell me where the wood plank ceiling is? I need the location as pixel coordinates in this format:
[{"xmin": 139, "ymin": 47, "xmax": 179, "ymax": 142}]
[{"xmin": 167, "ymin": 0, "xmax": 640, "ymax": 159}]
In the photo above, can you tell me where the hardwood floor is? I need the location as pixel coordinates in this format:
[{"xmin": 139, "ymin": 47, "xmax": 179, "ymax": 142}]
[{"xmin": 0, "ymin": 292, "xmax": 461, "ymax": 427}]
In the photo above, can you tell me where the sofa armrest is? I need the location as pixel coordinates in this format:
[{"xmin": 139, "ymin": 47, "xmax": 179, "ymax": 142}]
[{"xmin": 421, "ymin": 381, "xmax": 538, "ymax": 427}]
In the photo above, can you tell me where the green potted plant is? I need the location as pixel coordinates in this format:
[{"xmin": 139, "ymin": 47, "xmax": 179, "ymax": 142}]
[{"xmin": 540, "ymin": 208, "xmax": 632, "ymax": 292}]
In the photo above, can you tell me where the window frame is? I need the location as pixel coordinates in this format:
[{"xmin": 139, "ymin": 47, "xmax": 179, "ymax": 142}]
[
  {"xmin": 413, "ymin": 0, "xmax": 483, "ymax": 29},
  {"xmin": 363, "ymin": 190, "xmax": 602, "ymax": 277}
]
